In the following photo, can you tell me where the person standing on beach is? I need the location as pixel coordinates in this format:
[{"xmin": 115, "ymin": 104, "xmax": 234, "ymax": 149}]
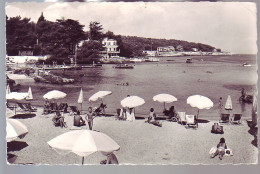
[
  {"xmin": 218, "ymin": 97, "xmax": 223, "ymax": 114},
  {"xmin": 86, "ymin": 107, "xmax": 96, "ymax": 130}
]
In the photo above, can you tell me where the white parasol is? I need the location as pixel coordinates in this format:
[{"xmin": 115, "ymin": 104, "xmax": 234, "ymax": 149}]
[
  {"xmin": 7, "ymin": 118, "xmax": 28, "ymax": 142},
  {"xmin": 89, "ymin": 91, "xmax": 112, "ymax": 102},
  {"xmin": 43, "ymin": 90, "xmax": 67, "ymax": 100},
  {"xmin": 153, "ymin": 93, "xmax": 177, "ymax": 109},
  {"xmin": 47, "ymin": 130, "xmax": 120, "ymax": 165},
  {"xmin": 187, "ymin": 95, "xmax": 214, "ymax": 118},
  {"xmin": 121, "ymin": 96, "xmax": 145, "ymax": 108}
]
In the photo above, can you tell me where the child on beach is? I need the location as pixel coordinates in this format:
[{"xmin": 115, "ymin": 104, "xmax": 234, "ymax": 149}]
[
  {"xmin": 73, "ymin": 111, "xmax": 85, "ymax": 127},
  {"xmin": 100, "ymin": 152, "xmax": 119, "ymax": 165},
  {"xmin": 211, "ymin": 137, "xmax": 227, "ymax": 160},
  {"xmin": 86, "ymin": 107, "xmax": 96, "ymax": 130},
  {"xmin": 145, "ymin": 108, "xmax": 162, "ymax": 127}
]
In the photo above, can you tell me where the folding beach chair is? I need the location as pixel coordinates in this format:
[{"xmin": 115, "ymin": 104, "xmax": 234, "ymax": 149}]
[
  {"xmin": 23, "ymin": 103, "xmax": 37, "ymax": 112},
  {"xmin": 231, "ymin": 114, "xmax": 242, "ymax": 124},
  {"xmin": 58, "ymin": 103, "xmax": 69, "ymax": 113},
  {"xmin": 69, "ymin": 106, "xmax": 80, "ymax": 115},
  {"xmin": 16, "ymin": 103, "xmax": 31, "ymax": 113},
  {"xmin": 177, "ymin": 112, "xmax": 186, "ymax": 125},
  {"xmin": 185, "ymin": 115, "xmax": 198, "ymax": 128},
  {"xmin": 219, "ymin": 113, "xmax": 230, "ymax": 124},
  {"xmin": 50, "ymin": 103, "xmax": 58, "ymax": 113},
  {"xmin": 6, "ymin": 102, "xmax": 16, "ymax": 110}
]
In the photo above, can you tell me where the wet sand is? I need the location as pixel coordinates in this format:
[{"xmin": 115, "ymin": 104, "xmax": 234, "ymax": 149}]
[{"xmin": 7, "ymin": 107, "xmax": 257, "ymax": 165}]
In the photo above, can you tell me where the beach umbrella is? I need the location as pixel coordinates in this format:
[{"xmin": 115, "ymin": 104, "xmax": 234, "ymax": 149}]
[
  {"xmin": 6, "ymin": 108, "xmax": 15, "ymax": 118},
  {"xmin": 6, "ymin": 92, "xmax": 28, "ymax": 114},
  {"xmin": 43, "ymin": 90, "xmax": 67, "ymax": 100},
  {"xmin": 121, "ymin": 96, "xmax": 145, "ymax": 108},
  {"xmin": 77, "ymin": 88, "xmax": 84, "ymax": 111},
  {"xmin": 6, "ymin": 84, "xmax": 11, "ymax": 95},
  {"xmin": 153, "ymin": 93, "xmax": 177, "ymax": 109},
  {"xmin": 89, "ymin": 91, "xmax": 112, "ymax": 102},
  {"xmin": 47, "ymin": 130, "xmax": 120, "ymax": 165},
  {"xmin": 187, "ymin": 95, "xmax": 214, "ymax": 118},
  {"xmin": 7, "ymin": 118, "xmax": 28, "ymax": 142},
  {"xmin": 26, "ymin": 87, "xmax": 33, "ymax": 100}
]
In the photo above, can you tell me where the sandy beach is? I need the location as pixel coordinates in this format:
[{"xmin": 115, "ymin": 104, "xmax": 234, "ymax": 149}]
[{"xmin": 7, "ymin": 107, "xmax": 257, "ymax": 165}]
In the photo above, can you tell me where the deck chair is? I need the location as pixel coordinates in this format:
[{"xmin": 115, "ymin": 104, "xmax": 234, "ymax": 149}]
[
  {"xmin": 16, "ymin": 103, "xmax": 31, "ymax": 113},
  {"xmin": 6, "ymin": 102, "xmax": 16, "ymax": 110},
  {"xmin": 231, "ymin": 114, "xmax": 242, "ymax": 124},
  {"xmin": 23, "ymin": 103, "xmax": 37, "ymax": 112},
  {"xmin": 58, "ymin": 103, "xmax": 68, "ymax": 113},
  {"xmin": 50, "ymin": 103, "xmax": 58, "ymax": 113},
  {"xmin": 185, "ymin": 115, "xmax": 198, "ymax": 128},
  {"xmin": 69, "ymin": 106, "xmax": 80, "ymax": 115},
  {"xmin": 219, "ymin": 113, "xmax": 230, "ymax": 123},
  {"xmin": 177, "ymin": 112, "xmax": 186, "ymax": 125}
]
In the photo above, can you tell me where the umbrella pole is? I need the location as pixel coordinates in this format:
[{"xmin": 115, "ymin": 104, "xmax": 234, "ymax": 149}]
[
  {"xmin": 197, "ymin": 109, "xmax": 200, "ymax": 119},
  {"xmin": 82, "ymin": 157, "xmax": 84, "ymax": 165},
  {"xmin": 81, "ymin": 103, "xmax": 82, "ymax": 113},
  {"xmin": 164, "ymin": 102, "xmax": 166, "ymax": 110}
]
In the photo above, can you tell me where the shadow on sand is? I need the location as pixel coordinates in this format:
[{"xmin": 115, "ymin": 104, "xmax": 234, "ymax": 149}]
[
  {"xmin": 7, "ymin": 141, "xmax": 28, "ymax": 152},
  {"xmin": 11, "ymin": 113, "xmax": 36, "ymax": 119}
]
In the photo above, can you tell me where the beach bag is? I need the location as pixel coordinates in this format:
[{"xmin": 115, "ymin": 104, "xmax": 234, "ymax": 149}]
[
  {"xmin": 209, "ymin": 146, "xmax": 217, "ymax": 155},
  {"xmin": 211, "ymin": 123, "xmax": 224, "ymax": 134}
]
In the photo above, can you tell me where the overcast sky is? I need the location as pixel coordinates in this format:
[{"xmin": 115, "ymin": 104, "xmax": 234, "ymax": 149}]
[{"xmin": 5, "ymin": 2, "xmax": 257, "ymax": 54}]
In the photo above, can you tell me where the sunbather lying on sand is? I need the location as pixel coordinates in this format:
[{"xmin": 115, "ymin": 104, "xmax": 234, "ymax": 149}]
[{"xmin": 145, "ymin": 108, "xmax": 162, "ymax": 127}]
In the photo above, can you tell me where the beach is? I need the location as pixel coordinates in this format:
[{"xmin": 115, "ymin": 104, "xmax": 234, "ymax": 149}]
[
  {"xmin": 6, "ymin": 54, "xmax": 258, "ymax": 165},
  {"xmin": 8, "ymin": 107, "xmax": 257, "ymax": 165}
]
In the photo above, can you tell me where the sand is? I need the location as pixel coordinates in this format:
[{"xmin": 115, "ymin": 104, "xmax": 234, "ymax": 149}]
[{"xmin": 7, "ymin": 107, "xmax": 258, "ymax": 165}]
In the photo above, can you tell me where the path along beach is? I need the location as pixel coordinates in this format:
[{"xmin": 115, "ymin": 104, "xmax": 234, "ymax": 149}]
[{"xmin": 6, "ymin": 55, "xmax": 258, "ymax": 164}]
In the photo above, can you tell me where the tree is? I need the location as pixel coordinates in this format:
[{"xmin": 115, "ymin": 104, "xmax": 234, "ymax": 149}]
[
  {"xmin": 37, "ymin": 12, "xmax": 45, "ymax": 24},
  {"xmin": 76, "ymin": 40, "xmax": 103, "ymax": 64},
  {"xmin": 6, "ymin": 16, "xmax": 37, "ymax": 55},
  {"xmin": 89, "ymin": 21, "xmax": 103, "ymax": 41}
]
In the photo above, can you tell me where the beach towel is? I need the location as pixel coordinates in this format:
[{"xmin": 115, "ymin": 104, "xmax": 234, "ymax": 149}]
[{"xmin": 209, "ymin": 146, "xmax": 233, "ymax": 156}]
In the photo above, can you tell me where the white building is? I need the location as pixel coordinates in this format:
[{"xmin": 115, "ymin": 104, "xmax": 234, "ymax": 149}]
[
  {"xmin": 100, "ymin": 38, "xmax": 120, "ymax": 58},
  {"xmin": 143, "ymin": 50, "xmax": 157, "ymax": 57},
  {"xmin": 157, "ymin": 46, "xmax": 175, "ymax": 52}
]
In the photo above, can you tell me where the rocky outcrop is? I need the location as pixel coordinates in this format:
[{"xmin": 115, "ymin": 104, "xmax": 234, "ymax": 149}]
[{"xmin": 33, "ymin": 70, "xmax": 74, "ymax": 84}]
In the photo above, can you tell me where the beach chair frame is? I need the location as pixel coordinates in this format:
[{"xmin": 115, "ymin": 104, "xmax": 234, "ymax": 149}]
[
  {"xmin": 23, "ymin": 103, "xmax": 37, "ymax": 112},
  {"xmin": 219, "ymin": 113, "xmax": 230, "ymax": 124},
  {"xmin": 231, "ymin": 114, "xmax": 242, "ymax": 124},
  {"xmin": 177, "ymin": 112, "xmax": 186, "ymax": 125},
  {"xmin": 185, "ymin": 114, "xmax": 198, "ymax": 128},
  {"xmin": 6, "ymin": 102, "xmax": 16, "ymax": 110},
  {"xmin": 16, "ymin": 103, "xmax": 31, "ymax": 113}
]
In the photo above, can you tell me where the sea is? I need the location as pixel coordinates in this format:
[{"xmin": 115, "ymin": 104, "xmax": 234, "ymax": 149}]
[{"xmin": 9, "ymin": 54, "xmax": 257, "ymax": 120}]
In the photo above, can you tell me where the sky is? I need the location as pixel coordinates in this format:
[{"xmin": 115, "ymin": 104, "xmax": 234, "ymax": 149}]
[{"xmin": 5, "ymin": 2, "xmax": 257, "ymax": 54}]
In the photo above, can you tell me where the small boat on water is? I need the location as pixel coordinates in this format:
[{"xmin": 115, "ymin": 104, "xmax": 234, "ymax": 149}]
[
  {"xmin": 243, "ymin": 62, "xmax": 252, "ymax": 67},
  {"xmin": 186, "ymin": 58, "xmax": 192, "ymax": 63},
  {"xmin": 114, "ymin": 64, "xmax": 134, "ymax": 69},
  {"xmin": 144, "ymin": 57, "xmax": 159, "ymax": 62}
]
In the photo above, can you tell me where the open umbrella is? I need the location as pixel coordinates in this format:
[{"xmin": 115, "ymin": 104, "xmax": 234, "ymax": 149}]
[
  {"xmin": 153, "ymin": 94, "xmax": 177, "ymax": 109},
  {"xmin": 47, "ymin": 130, "xmax": 120, "ymax": 165},
  {"xmin": 6, "ymin": 92, "xmax": 29, "ymax": 114},
  {"xmin": 187, "ymin": 95, "xmax": 213, "ymax": 118},
  {"xmin": 6, "ymin": 108, "xmax": 15, "ymax": 118},
  {"xmin": 121, "ymin": 96, "xmax": 145, "ymax": 108},
  {"xmin": 26, "ymin": 87, "xmax": 33, "ymax": 100},
  {"xmin": 43, "ymin": 90, "xmax": 67, "ymax": 100},
  {"xmin": 89, "ymin": 91, "xmax": 112, "ymax": 102},
  {"xmin": 7, "ymin": 118, "xmax": 28, "ymax": 142},
  {"xmin": 78, "ymin": 88, "xmax": 84, "ymax": 112}
]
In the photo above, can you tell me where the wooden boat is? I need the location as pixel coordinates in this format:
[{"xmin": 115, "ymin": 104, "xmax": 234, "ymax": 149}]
[
  {"xmin": 243, "ymin": 62, "xmax": 252, "ymax": 67},
  {"xmin": 114, "ymin": 64, "xmax": 134, "ymax": 69}
]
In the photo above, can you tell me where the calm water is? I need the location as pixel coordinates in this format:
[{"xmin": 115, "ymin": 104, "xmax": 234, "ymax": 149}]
[{"xmin": 12, "ymin": 55, "xmax": 257, "ymax": 120}]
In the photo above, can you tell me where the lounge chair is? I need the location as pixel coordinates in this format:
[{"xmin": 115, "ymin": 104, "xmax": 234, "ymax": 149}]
[
  {"xmin": 23, "ymin": 103, "xmax": 37, "ymax": 112},
  {"xmin": 219, "ymin": 113, "xmax": 230, "ymax": 123},
  {"xmin": 6, "ymin": 102, "xmax": 16, "ymax": 110},
  {"xmin": 16, "ymin": 103, "xmax": 31, "ymax": 113},
  {"xmin": 185, "ymin": 115, "xmax": 198, "ymax": 128},
  {"xmin": 69, "ymin": 106, "xmax": 80, "ymax": 115},
  {"xmin": 231, "ymin": 114, "xmax": 242, "ymax": 124},
  {"xmin": 58, "ymin": 103, "xmax": 69, "ymax": 113},
  {"xmin": 177, "ymin": 112, "xmax": 186, "ymax": 125},
  {"xmin": 50, "ymin": 103, "xmax": 58, "ymax": 113}
]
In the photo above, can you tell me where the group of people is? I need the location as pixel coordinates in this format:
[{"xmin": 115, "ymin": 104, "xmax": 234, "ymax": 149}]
[{"xmin": 116, "ymin": 108, "xmax": 135, "ymax": 121}]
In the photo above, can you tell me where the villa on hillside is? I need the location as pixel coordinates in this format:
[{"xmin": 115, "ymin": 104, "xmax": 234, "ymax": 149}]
[{"xmin": 100, "ymin": 38, "xmax": 120, "ymax": 58}]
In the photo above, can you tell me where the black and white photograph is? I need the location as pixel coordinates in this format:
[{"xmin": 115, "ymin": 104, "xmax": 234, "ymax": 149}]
[{"xmin": 4, "ymin": 1, "xmax": 258, "ymax": 165}]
